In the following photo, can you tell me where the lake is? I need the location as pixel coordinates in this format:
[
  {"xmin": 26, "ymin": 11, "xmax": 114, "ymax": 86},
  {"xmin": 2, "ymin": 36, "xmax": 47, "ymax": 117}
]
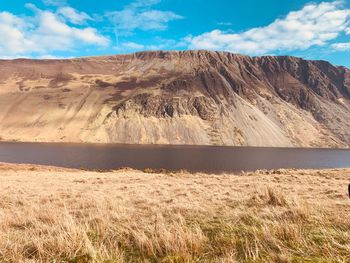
[{"xmin": 0, "ymin": 142, "xmax": 349, "ymax": 173}]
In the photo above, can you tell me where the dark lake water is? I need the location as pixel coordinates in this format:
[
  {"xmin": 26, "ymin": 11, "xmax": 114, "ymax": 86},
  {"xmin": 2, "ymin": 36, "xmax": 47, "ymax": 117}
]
[{"xmin": 0, "ymin": 142, "xmax": 349, "ymax": 173}]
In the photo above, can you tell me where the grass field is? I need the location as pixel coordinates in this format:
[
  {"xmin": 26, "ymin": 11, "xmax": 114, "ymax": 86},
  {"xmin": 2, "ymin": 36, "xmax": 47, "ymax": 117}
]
[{"xmin": 0, "ymin": 163, "xmax": 349, "ymax": 262}]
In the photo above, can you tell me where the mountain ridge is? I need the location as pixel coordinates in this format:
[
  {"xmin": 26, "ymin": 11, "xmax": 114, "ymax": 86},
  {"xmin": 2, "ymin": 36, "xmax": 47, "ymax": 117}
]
[
  {"xmin": 4, "ymin": 50, "xmax": 349, "ymax": 68},
  {"xmin": 0, "ymin": 50, "xmax": 349, "ymax": 147}
]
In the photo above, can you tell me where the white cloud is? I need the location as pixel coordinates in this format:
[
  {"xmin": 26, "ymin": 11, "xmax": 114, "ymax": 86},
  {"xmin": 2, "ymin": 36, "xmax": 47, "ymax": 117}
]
[
  {"xmin": 57, "ymin": 7, "xmax": 92, "ymax": 25},
  {"xmin": 331, "ymin": 42, "xmax": 350, "ymax": 51},
  {"xmin": 217, "ymin": 22, "xmax": 232, "ymax": 26},
  {"xmin": 42, "ymin": 0, "xmax": 66, "ymax": 6},
  {"xmin": 0, "ymin": 12, "xmax": 35, "ymax": 55},
  {"xmin": 346, "ymin": 28, "xmax": 350, "ymax": 34},
  {"xmin": 129, "ymin": 0, "xmax": 162, "ymax": 8},
  {"xmin": 36, "ymin": 54, "xmax": 70, "ymax": 59},
  {"xmin": 121, "ymin": 42, "xmax": 145, "ymax": 50},
  {"xmin": 113, "ymin": 41, "xmax": 145, "ymax": 53},
  {"xmin": 145, "ymin": 37, "xmax": 187, "ymax": 50},
  {"xmin": 188, "ymin": 1, "xmax": 350, "ymax": 55},
  {"xmin": 114, "ymin": 37, "xmax": 187, "ymax": 53},
  {"xmin": 108, "ymin": 0, "xmax": 183, "ymax": 36},
  {"xmin": 0, "ymin": 5, "xmax": 109, "ymax": 57},
  {"xmin": 113, "ymin": 36, "xmax": 188, "ymax": 54}
]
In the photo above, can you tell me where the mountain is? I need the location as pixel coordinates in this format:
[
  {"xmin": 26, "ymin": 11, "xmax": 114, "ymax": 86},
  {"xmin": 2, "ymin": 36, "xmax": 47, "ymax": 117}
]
[{"xmin": 0, "ymin": 50, "xmax": 349, "ymax": 147}]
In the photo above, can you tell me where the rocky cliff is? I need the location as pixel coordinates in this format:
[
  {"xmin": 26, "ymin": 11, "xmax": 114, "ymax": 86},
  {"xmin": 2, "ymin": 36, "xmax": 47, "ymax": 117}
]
[{"xmin": 0, "ymin": 50, "xmax": 349, "ymax": 147}]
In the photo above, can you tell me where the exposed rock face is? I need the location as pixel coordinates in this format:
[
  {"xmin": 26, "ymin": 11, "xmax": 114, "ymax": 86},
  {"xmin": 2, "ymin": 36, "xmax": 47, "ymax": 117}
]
[{"xmin": 0, "ymin": 50, "xmax": 349, "ymax": 147}]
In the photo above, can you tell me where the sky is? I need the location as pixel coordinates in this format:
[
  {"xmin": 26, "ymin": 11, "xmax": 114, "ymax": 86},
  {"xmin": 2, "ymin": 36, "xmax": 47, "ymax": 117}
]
[{"xmin": 1, "ymin": 0, "xmax": 350, "ymax": 67}]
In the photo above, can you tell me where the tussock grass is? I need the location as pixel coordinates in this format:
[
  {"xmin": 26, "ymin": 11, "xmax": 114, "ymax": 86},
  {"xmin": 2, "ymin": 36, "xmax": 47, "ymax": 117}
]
[{"xmin": 0, "ymin": 166, "xmax": 349, "ymax": 262}]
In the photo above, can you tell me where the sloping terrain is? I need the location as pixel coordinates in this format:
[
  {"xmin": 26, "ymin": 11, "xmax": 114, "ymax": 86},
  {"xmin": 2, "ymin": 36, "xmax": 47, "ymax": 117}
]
[{"xmin": 0, "ymin": 50, "xmax": 349, "ymax": 147}]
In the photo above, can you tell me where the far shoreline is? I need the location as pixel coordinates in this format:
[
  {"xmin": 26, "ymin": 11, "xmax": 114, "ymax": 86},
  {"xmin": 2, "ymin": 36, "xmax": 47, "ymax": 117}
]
[{"xmin": 0, "ymin": 139, "xmax": 349, "ymax": 151}]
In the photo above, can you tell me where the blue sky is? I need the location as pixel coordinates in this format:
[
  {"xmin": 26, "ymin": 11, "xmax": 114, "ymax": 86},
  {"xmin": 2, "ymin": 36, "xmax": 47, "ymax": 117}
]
[{"xmin": 1, "ymin": 0, "xmax": 350, "ymax": 67}]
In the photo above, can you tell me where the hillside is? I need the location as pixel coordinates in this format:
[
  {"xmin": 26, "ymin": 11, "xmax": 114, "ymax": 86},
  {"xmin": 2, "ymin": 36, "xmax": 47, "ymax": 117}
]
[{"xmin": 0, "ymin": 50, "xmax": 349, "ymax": 147}]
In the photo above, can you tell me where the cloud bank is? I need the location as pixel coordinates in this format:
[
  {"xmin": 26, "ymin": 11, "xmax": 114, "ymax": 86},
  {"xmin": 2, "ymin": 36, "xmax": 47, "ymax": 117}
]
[
  {"xmin": 331, "ymin": 42, "xmax": 350, "ymax": 51},
  {"xmin": 0, "ymin": 4, "xmax": 108, "ymax": 57},
  {"xmin": 188, "ymin": 1, "xmax": 350, "ymax": 55}
]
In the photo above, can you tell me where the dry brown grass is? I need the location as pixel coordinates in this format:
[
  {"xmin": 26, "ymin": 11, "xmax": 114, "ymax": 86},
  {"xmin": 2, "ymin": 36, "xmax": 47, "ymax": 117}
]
[{"xmin": 0, "ymin": 164, "xmax": 349, "ymax": 262}]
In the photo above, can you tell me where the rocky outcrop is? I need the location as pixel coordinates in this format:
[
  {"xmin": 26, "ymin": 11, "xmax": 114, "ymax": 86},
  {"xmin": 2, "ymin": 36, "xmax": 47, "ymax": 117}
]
[{"xmin": 0, "ymin": 50, "xmax": 349, "ymax": 147}]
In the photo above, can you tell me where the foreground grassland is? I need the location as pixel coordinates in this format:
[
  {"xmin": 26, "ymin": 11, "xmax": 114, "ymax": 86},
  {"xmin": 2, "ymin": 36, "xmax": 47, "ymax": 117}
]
[{"xmin": 0, "ymin": 163, "xmax": 349, "ymax": 262}]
